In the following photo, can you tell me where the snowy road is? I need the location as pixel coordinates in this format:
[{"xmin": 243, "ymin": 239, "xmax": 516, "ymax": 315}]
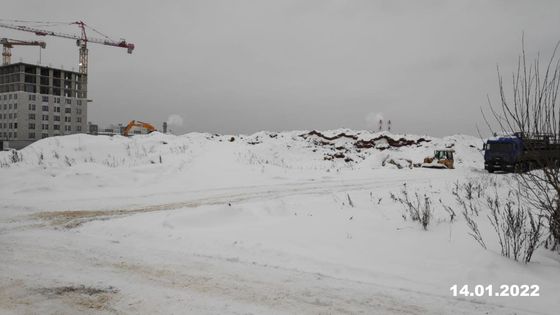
[
  {"xmin": 1, "ymin": 173, "xmax": 553, "ymax": 314},
  {"xmin": 0, "ymin": 233, "xmax": 526, "ymax": 315}
]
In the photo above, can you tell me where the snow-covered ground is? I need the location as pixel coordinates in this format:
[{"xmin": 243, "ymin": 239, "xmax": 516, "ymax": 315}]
[{"xmin": 1, "ymin": 130, "xmax": 558, "ymax": 314}]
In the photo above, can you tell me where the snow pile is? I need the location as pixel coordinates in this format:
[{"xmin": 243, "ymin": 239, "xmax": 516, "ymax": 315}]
[
  {"xmin": 0, "ymin": 132, "xmax": 202, "ymax": 168},
  {"xmin": 1, "ymin": 130, "xmax": 559, "ymax": 315},
  {"xmin": 0, "ymin": 130, "xmax": 484, "ymax": 172}
]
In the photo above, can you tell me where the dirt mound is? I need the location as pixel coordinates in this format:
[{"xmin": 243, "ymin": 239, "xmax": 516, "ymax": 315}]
[
  {"xmin": 355, "ymin": 135, "xmax": 430, "ymax": 149},
  {"xmin": 300, "ymin": 130, "xmax": 430, "ymax": 150},
  {"xmin": 301, "ymin": 130, "xmax": 359, "ymax": 141},
  {"xmin": 34, "ymin": 285, "xmax": 119, "ymax": 311}
]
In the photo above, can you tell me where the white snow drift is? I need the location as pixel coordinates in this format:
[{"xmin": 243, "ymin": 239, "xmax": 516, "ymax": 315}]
[{"xmin": 1, "ymin": 130, "xmax": 558, "ymax": 314}]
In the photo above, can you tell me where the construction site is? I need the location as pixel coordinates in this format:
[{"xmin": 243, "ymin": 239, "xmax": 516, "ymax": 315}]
[
  {"xmin": 1, "ymin": 6, "xmax": 560, "ymax": 315},
  {"xmin": 0, "ymin": 20, "xmax": 140, "ymax": 150}
]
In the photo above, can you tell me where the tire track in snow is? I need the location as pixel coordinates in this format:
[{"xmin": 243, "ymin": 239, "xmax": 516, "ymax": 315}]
[
  {"xmin": 33, "ymin": 175, "xmax": 446, "ymax": 229},
  {"xmin": 0, "ymin": 235, "xmax": 539, "ymax": 315}
]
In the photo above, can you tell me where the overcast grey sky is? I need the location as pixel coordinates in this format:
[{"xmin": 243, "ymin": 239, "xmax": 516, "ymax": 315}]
[{"xmin": 2, "ymin": 0, "xmax": 560, "ymax": 136}]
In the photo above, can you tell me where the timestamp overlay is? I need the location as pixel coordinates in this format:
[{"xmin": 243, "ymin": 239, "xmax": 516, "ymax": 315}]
[{"xmin": 450, "ymin": 284, "xmax": 540, "ymax": 297}]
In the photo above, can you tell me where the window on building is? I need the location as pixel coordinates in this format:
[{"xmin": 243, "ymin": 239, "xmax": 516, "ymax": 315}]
[
  {"xmin": 65, "ymin": 99, "xmax": 71, "ymax": 105},
  {"xmin": 29, "ymin": 123, "xmax": 35, "ymax": 129},
  {"xmin": 42, "ymin": 96, "xmax": 49, "ymax": 102},
  {"xmin": 8, "ymin": 123, "xmax": 12, "ymax": 129},
  {"xmin": 29, "ymin": 94, "xmax": 36, "ymax": 101},
  {"xmin": 13, "ymin": 114, "xmax": 16, "ymax": 119},
  {"xmin": 42, "ymin": 133, "xmax": 48, "ymax": 138},
  {"xmin": 77, "ymin": 100, "xmax": 82, "ymax": 106},
  {"xmin": 76, "ymin": 125, "xmax": 82, "ymax": 132},
  {"xmin": 29, "ymin": 132, "xmax": 35, "ymax": 139},
  {"xmin": 42, "ymin": 105, "xmax": 48, "ymax": 112},
  {"xmin": 8, "ymin": 113, "xmax": 12, "ymax": 119},
  {"xmin": 77, "ymin": 117, "xmax": 81, "ymax": 123},
  {"xmin": 13, "ymin": 94, "xmax": 17, "ymax": 100},
  {"xmin": 64, "ymin": 116, "xmax": 71, "ymax": 122},
  {"xmin": 54, "ymin": 116, "xmax": 60, "ymax": 122},
  {"xmin": 8, "ymin": 94, "xmax": 12, "ymax": 100},
  {"xmin": 14, "ymin": 123, "xmax": 17, "ymax": 129},
  {"xmin": 54, "ymin": 97, "xmax": 60, "ymax": 104},
  {"xmin": 8, "ymin": 104, "xmax": 12, "ymax": 110},
  {"xmin": 42, "ymin": 124, "xmax": 48, "ymax": 130},
  {"xmin": 42, "ymin": 115, "xmax": 48, "ymax": 121},
  {"xmin": 13, "ymin": 132, "xmax": 17, "ymax": 138},
  {"xmin": 54, "ymin": 124, "xmax": 60, "ymax": 130},
  {"xmin": 64, "ymin": 125, "xmax": 71, "ymax": 131},
  {"xmin": 28, "ymin": 104, "xmax": 36, "ymax": 111},
  {"xmin": 29, "ymin": 114, "xmax": 35, "ymax": 120},
  {"xmin": 55, "ymin": 107, "xmax": 60, "ymax": 113},
  {"xmin": 13, "ymin": 103, "xmax": 17, "ymax": 109},
  {"xmin": 65, "ymin": 108, "xmax": 71, "ymax": 114}
]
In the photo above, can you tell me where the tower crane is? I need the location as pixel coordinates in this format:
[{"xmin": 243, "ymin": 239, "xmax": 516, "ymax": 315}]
[
  {"xmin": 0, "ymin": 20, "xmax": 134, "ymax": 77},
  {"xmin": 1, "ymin": 38, "xmax": 46, "ymax": 65}
]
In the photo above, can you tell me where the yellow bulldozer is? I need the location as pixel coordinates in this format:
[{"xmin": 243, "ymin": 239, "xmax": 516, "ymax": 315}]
[{"xmin": 422, "ymin": 149, "xmax": 455, "ymax": 169}]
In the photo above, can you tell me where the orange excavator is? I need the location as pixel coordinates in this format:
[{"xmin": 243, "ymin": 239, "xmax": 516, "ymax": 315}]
[{"xmin": 123, "ymin": 120, "xmax": 157, "ymax": 137}]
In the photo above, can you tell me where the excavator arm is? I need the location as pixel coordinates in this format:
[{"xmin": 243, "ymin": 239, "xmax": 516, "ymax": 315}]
[{"xmin": 123, "ymin": 120, "xmax": 157, "ymax": 137}]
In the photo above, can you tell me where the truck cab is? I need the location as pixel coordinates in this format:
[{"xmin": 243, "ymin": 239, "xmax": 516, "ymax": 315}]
[{"xmin": 483, "ymin": 136, "xmax": 523, "ymax": 172}]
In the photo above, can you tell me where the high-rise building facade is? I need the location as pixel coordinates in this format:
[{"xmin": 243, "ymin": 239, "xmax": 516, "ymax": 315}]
[{"xmin": 0, "ymin": 62, "xmax": 88, "ymax": 149}]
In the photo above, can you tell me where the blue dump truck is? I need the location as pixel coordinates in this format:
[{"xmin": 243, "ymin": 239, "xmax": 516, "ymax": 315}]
[{"xmin": 484, "ymin": 133, "xmax": 560, "ymax": 173}]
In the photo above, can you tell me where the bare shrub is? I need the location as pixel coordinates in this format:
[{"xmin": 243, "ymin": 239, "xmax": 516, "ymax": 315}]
[
  {"xmin": 463, "ymin": 210, "xmax": 487, "ymax": 249},
  {"xmin": 9, "ymin": 150, "xmax": 22, "ymax": 164},
  {"xmin": 420, "ymin": 196, "xmax": 432, "ymax": 230},
  {"xmin": 485, "ymin": 37, "xmax": 560, "ymax": 251},
  {"xmin": 450, "ymin": 178, "xmax": 488, "ymax": 249},
  {"xmin": 346, "ymin": 193, "xmax": 355, "ymax": 207},
  {"xmin": 439, "ymin": 198, "xmax": 456, "ymax": 223},
  {"xmin": 446, "ymin": 177, "xmax": 545, "ymax": 263},
  {"xmin": 453, "ymin": 189, "xmax": 477, "ymax": 216},
  {"xmin": 394, "ymin": 183, "xmax": 432, "ymax": 230},
  {"xmin": 486, "ymin": 189, "xmax": 546, "ymax": 263},
  {"xmin": 456, "ymin": 182, "xmax": 545, "ymax": 263},
  {"xmin": 64, "ymin": 156, "xmax": 73, "ymax": 167}
]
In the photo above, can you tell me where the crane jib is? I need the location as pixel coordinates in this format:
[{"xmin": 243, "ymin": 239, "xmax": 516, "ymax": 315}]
[{"xmin": 0, "ymin": 21, "xmax": 134, "ymax": 53}]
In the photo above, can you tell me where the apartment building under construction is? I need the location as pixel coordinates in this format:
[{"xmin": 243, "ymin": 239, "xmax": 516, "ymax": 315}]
[{"xmin": 0, "ymin": 62, "xmax": 88, "ymax": 149}]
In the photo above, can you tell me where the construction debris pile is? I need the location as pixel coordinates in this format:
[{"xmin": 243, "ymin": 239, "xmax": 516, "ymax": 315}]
[{"xmin": 298, "ymin": 130, "xmax": 432, "ymax": 166}]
